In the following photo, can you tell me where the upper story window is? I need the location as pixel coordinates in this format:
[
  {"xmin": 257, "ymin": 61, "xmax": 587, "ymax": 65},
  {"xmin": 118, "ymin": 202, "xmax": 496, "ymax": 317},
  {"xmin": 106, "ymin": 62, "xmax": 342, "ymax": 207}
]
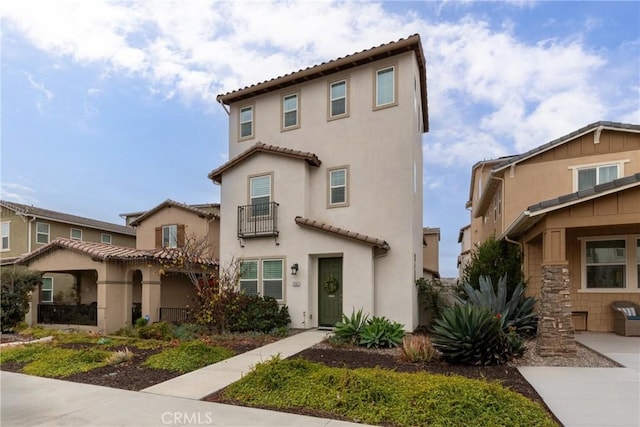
[
  {"xmin": 375, "ymin": 65, "xmax": 396, "ymax": 108},
  {"xmin": 329, "ymin": 79, "xmax": 347, "ymax": 118},
  {"xmin": 101, "ymin": 233, "xmax": 112, "ymax": 244},
  {"xmin": 1, "ymin": 221, "xmax": 9, "ymax": 251},
  {"xmin": 250, "ymin": 174, "xmax": 271, "ymax": 217},
  {"xmin": 162, "ymin": 224, "xmax": 178, "ymax": 248},
  {"xmin": 70, "ymin": 228, "xmax": 82, "ymax": 241},
  {"xmin": 239, "ymin": 105, "xmax": 254, "ymax": 140},
  {"xmin": 328, "ymin": 167, "xmax": 348, "ymax": 207},
  {"xmin": 570, "ymin": 160, "xmax": 628, "ymax": 191},
  {"xmin": 493, "ymin": 190, "xmax": 502, "ymax": 222},
  {"xmin": 36, "ymin": 222, "xmax": 50, "ymax": 244},
  {"xmin": 282, "ymin": 93, "xmax": 299, "ymax": 130}
]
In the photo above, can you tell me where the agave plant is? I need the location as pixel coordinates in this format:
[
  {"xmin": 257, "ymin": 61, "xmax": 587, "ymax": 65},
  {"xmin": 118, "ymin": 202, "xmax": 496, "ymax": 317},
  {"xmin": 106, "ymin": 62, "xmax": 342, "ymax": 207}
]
[
  {"xmin": 359, "ymin": 316, "xmax": 404, "ymax": 348},
  {"xmin": 457, "ymin": 275, "xmax": 537, "ymax": 337},
  {"xmin": 431, "ymin": 304, "xmax": 512, "ymax": 365},
  {"xmin": 333, "ymin": 308, "xmax": 369, "ymax": 344}
]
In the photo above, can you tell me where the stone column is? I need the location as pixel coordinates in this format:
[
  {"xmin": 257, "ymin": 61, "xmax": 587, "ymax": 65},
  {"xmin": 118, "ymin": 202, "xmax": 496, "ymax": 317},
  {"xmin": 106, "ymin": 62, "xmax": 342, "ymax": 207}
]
[{"xmin": 537, "ymin": 264, "xmax": 576, "ymax": 356}]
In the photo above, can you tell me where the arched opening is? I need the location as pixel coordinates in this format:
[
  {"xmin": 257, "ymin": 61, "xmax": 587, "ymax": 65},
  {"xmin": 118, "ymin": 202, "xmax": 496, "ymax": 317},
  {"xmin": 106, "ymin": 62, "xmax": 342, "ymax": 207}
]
[{"xmin": 37, "ymin": 269, "xmax": 98, "ymax": 326}]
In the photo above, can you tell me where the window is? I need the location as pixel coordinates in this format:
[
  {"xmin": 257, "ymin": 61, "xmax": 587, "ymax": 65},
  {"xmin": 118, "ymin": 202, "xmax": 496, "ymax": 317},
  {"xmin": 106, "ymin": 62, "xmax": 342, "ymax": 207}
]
[
  {"xmin": 1, "ymin": 222, "xmax": 9, "ymax": 250},
  {"xmin": 162, "ymin": 225, "xmax": 178, "ymax": 248},
  {"xmin": 585, "ymin": 239, "xmax": 626, "ymax": 289},
  {"xmin": 36, "ymin": 222, "xmax": 49, "ymax": 244},
  {"xmin": 70, "ymin": 228, "xmax": 82, "ymax": 241},
  {"xmin": 375, "ymin": 66, "xmax": 395, "ymax": 107},
  {"xmin": 328, "ymin": 167, "xmax": 348, "ymax": 206},
  {"xmin": 101, "ymin": 233, "xmax": 112, "ymax": 244},
  {"xmin": 494, "ymin": 190, "xmax": 502, "ymax": 222},
  {"xmin": 329, "ymin": 80, "xmax": 347, "ymax": 118},
  {"xmin": 577, "ymin": 164, "xmax": 618, "ymax": 190},
  {"xmin": 282, "ymin": 93, "xmax": 299, "ymax": 129},
  {"xmin": 239, "ymin": 259, "xmax": 284, "ymax": 300},
  {"xmin": 250, "ymin": 175, "xmax": 271, "ymax": 216},
  {"xmin": 41, "ymin": 277, "xmax": 53, "ymax": 303},
  {"xmin": 239, "ymin": 105, "xmax": 253, "ymax": 139}
]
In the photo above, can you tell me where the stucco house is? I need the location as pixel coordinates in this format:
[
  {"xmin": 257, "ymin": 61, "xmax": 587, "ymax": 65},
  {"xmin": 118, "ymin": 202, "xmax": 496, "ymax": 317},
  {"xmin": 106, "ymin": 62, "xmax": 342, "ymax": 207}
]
[
  {"xmin": 423, "ymin": 227, "xmax": 440, "ymax": 280},
  {"xmin": 462, "ymin": 121, "xmax": 640, "ymax": 354},
  {"xmin": 15, "ymin": 200, "xmax": 219, "ymax": 333},
  {"xmin": 208, "ymin": 35, "xmax": 428, "ymax": 331}
]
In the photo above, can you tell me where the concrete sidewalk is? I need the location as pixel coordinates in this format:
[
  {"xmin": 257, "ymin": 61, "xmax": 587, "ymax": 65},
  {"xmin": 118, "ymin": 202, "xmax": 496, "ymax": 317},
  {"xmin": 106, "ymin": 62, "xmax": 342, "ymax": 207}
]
[
  {"xmin": 142, "ymin": 329, "xmax": 328, "ymax": 400},
  {"xmin": 0, "ymin": 371, "xmax": 369, "ymax": 427},
  {"xmin": 519, "ymin": 333, "xmax": 640, "ymax": 427}
]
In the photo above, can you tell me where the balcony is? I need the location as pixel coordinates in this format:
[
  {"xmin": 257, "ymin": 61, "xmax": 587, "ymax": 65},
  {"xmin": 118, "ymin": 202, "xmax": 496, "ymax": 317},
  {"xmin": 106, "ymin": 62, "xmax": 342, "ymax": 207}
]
[{"xmin": 238, "ymin": 202, "xmax": 279, "ymax": 238}]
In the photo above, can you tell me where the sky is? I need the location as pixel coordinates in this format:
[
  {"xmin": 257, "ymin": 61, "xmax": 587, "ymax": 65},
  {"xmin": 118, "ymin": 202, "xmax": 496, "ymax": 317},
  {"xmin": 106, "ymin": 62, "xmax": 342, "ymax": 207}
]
[{"xmin": 1, "ymin": 1, "xmax": 639, "ymax": 278}]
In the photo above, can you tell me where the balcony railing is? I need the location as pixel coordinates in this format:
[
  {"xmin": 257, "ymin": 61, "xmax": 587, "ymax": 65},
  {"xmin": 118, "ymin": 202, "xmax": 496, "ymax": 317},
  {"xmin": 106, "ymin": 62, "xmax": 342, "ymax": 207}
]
[
  {"xmin": 238, "ymin": 202, "xmax": 279, "ymax": 238},
  {"xmin": 37, "ymin": 304, "xmax": 97, "ymax": 326},
  {"xmin": 159, "ymin": 307, "xmax": 192, "ymax": 324}
]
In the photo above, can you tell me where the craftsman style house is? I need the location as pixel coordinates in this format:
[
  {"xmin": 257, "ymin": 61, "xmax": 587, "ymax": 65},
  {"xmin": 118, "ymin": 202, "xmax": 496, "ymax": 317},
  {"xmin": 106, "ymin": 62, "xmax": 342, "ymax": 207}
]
[
  {"xmin": 209, "ymin": 35, "xmax": 428, "ymax": 330},
  {"xmin": 463, "ymin": 122, "xmax": 640, "ymax": 351},
  {"xmin": 15, "ymin": 200, "xmax": 219, "ymax": 333}
]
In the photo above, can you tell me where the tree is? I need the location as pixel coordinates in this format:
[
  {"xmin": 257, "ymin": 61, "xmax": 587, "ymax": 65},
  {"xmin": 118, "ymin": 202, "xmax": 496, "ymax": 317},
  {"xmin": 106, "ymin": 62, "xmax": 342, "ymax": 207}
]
[
  {"xmin": 1, "ymin": 266, "xmax": 42, "ymax": 332},
  {"xmin": 461, "ymin": 235, "xmax": 524, "ymax": 298}
]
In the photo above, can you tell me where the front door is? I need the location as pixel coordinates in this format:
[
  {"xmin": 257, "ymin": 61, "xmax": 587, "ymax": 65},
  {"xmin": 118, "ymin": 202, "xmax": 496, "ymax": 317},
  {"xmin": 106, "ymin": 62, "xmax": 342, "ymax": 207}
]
[{"xmin": 318, "ymin": 257, "xmax": 343, "ymax": 327}]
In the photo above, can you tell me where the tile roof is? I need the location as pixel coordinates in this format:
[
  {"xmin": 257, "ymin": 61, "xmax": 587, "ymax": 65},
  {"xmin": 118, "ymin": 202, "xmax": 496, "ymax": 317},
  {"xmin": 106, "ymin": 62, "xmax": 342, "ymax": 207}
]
[
  {"xmin": 216, "ymin": 34, "xmax": 429, "ymax": 132},
  {"xmin": 294, "ymin": 216, "xmax": 390, "ymax": 253},
  {"xmin": 493, "ymin": 121, "xmax": 640, "ymax": 172},
  {"xmin": 0, "ymin": 200, "xmax": 135, "ymax": 236},
  {"xmin": 129, "ymin": 199, "xmax": 217, "ymax": 227},
  {"xmin": 528, "ymin": 173, "xmax": 640, "ymax": 214},
  {"xmin": 208, "ymin": 142, "xmax": 322, "ymax": 184},
  {"xmin": 18, "ymin": 238, "xmax": 218, "ymax": 266}
]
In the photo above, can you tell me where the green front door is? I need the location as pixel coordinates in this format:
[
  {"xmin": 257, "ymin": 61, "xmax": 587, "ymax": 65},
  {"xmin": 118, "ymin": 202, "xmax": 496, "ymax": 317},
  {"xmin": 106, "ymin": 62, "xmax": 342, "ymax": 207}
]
[{"xmin": 318, "ymin": 257, "xmax": 343, "ymax": 327}]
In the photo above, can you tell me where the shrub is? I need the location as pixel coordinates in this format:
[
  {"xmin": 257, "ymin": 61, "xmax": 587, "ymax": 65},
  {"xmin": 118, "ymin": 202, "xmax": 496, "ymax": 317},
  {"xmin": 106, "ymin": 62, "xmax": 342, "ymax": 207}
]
[
  {"xmin": 1, "ymin": 267, "xmax": 41, "ymax": 332},
  {"xmin": 430, "ymin": 304, "xmax": 513, "ymax": 366},
  {"xmin": 144, "ymin": 341, "xmax": 234, "ymax": 373},
  {"xmin": 230, "ymin": 295, "xmax": 290, "ymax": 333},
  {"xmin": 137, "ymin": 322, "xmax": 173, "ymax": 340},
  {"xmin": 171, "ymin": 323, "xmax": 203, "ymax": 341},
  {"xmin": 399, "ymin": 334, "xmax": 438, "ymax": 363},
  {"xmin": 135, "ymin": 316, "xmax": 149, "ymax": 328},
  {"xmin": 462, "ymin": 236, "xmax": 524, "ymax": 299},
  {"xmin": 333, "ymin": 308, "xmax": 369, "ymax": 344},
  {"xmin": 415, "ymin": 278, "xmax": 450, "ymax": 328},
  {"xmin": 458, "ymin": 275, "xmax": 537, "ymax": 338},
  {"xmin": 359, "ymin": 316, "xmax": 404, "ymax": 348},
  {"xmin": 106, "ymin": 347, "xmax": 134, "ymax": 365}
]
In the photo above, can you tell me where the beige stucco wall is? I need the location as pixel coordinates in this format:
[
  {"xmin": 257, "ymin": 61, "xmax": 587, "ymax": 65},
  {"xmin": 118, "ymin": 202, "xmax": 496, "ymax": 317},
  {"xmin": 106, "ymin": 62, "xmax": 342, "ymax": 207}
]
[
  {"xmin": 160, "ymin": 274, "xmax": 196, "ymax": 308},
  {"xmin": 218, "ymin": 51, "xmax": 424, "ymax": 330},
  {"xmin": 423, "ymin": 232, "xmax": 439, "ymax": 275},
  {"xmin": 134, "ymin": 207, "xmax": 214, "ymax": 254}
]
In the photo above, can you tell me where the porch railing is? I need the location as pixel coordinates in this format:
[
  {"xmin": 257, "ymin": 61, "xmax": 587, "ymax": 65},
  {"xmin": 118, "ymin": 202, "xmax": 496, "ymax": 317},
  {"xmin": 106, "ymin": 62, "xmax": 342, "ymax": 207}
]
[
  {"xmin": 159, "ymin": 307, "xmax": 192, "ymax": 324},
  {"xmin": 237, "ymin": 202, "xmax": 279, "ymax": 238},
  {"xmin": 37, "ymin": 304, "xmax": 97, "ymax": 326}
]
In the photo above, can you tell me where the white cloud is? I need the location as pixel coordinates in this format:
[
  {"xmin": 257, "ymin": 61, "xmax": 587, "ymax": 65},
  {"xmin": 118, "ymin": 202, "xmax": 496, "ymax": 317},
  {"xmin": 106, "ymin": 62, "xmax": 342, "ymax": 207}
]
[
  {"xmin": 24, "ymin": 72, "xmax": 54, "ymax": 113},
  {"xmin": 0, "ymin": 182, "xmax": 38, "ymax": 205},
  {"xmin": 3, "ymin": 0, "xmax": 637, "ymax": 164}
]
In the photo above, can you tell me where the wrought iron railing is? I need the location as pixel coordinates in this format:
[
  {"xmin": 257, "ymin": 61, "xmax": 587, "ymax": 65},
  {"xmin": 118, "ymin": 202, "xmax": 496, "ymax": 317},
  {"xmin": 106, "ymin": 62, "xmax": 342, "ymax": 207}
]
[
  {"xmin": 159, "ymin": 307, "xmax": 192, "ymax": 324},
  {"xmin": 37, "ymin": 304, "xmax": 97, "ymax": 326},
  {"xmin": 237, "ymin": 202, "xmax": 279, "ymax": 238}
]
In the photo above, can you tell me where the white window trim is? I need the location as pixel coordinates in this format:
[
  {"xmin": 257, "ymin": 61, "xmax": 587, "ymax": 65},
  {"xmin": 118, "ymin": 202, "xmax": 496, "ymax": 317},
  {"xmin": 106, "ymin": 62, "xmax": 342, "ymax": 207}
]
[
  {"xmin": 238, "ymin": 105, "xmax": 254, "ymax": 140},
  {"xmin": 101, "ymin": 233, "xmax": 112, "ymax": 244},
  {"xmin": 239, "ymin": 258, "xmax": 286, "ymax": 302},
  {"xmin": 162, "ymin": 224, "xmax": 178, "ymax": 248},
  {"xmin": 328, "ymin": 78, "xmax": 349, "ymax": 119},
  {"xmin": 41, "ymin": 276, "xmax": 54, "ymax": 303},
  {"xmin": 249, "ymin": 173, "xmax": 273, "ymax": 217},
  {"xmin": 70, "ymin": 228, "xmax": 83, "ymax": 241},
  {"xmin": 281, "ymin": 92, "xmax": 300, "ymax": 131},
  {"xmin": 578, "ymin": 235, "xmax": 640, "ymax": 293},
  {"xmin": 373, "ymin": 64, "xmax": 398, "ymax": 109},
  {"xmin": 327, "ymin": 166, "xmax": 349, "ymax": 208},
  {"xmin": 36, "ymin": 222, "xmax": 50, "ymax": 245},
  {"xmin": 1, "ymin": 221, "xmax": 10, "ymax": 251},
  {"xmin": 568, "ymin": 159, "xmax": 629, "ymax": 192}
]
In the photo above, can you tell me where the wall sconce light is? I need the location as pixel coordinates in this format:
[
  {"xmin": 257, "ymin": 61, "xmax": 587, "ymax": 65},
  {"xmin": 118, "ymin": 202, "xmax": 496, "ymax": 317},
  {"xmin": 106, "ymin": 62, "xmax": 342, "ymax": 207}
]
[{"xmin": 290, "ymin": 263, "xmax": 299, "ymax": 275}]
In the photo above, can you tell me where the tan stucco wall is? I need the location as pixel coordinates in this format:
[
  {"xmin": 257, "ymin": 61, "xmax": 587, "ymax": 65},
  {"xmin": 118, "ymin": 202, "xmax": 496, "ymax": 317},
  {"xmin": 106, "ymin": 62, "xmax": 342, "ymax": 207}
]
[
  {"xmin": 219, "ymin": 51, "xmax": 424, "ymax": 330},
  {"xmin": 423, "ymin": 232, "xmax": 439, "ymax": 275},
  {"xmin": 160, "ymin": 274, "xmax": 196, "ymax": 308},
  {"xmin": 0, "ymin": 207, "xmax": 29, "ymax": 258}
]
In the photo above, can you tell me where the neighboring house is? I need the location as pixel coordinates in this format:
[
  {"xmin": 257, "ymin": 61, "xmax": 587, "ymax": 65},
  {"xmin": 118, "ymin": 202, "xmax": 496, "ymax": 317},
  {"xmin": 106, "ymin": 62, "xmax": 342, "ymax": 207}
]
[
  {"xmin": 463, "ymin": 121, "xmax": 640, "ymax": 354},
  {"xmin": 209, "ymin": 35, "xmax": 428, "ymax": 330},
  {"xmin": 0, "ymin": 200, "xmax": 136, "ymax": 312},
  {"xmin": 457, "ymin": 224, "xmax": 471, "ymax": 280},
  {"xmin": 16, "ymin": 199, "xmax": 219, "ymax": 333},
  {"xmin": 423, "ymin": 227, "xmax": 440, "ymax": 280}
]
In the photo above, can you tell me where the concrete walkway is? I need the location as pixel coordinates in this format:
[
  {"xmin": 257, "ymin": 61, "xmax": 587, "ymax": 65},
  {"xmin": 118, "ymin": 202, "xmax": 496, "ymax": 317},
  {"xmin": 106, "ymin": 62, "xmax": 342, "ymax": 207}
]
[
  {"xmin": 142, "ymin": 329, "xmax": 329, "ymax": 399},
  {"xmin": 519, "ymin": 332, "xmax": 640, "ymax": 427}
]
